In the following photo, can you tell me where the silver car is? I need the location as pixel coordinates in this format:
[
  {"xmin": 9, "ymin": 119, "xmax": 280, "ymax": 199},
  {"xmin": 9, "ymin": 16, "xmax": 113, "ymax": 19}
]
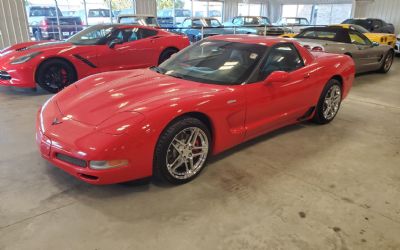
[{"xmin": 293, "ymin": 26, "xmax": 394, "ymax": 73}]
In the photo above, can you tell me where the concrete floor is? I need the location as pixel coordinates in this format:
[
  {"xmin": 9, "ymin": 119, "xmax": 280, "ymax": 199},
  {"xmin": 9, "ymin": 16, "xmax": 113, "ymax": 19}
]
[{"xmin": 0, "ymin": 60, "xmax": 400, "ymax": 250}]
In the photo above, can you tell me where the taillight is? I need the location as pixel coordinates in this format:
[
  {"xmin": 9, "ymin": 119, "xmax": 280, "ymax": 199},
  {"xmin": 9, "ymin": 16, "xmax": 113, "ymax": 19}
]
[
  {"xmin": 312, "ymin": 46, "xmax": 324, "ymax": 52},
  {"xmin": 40, "ymin": 19, "xmax": 47, "ymax": 26}
]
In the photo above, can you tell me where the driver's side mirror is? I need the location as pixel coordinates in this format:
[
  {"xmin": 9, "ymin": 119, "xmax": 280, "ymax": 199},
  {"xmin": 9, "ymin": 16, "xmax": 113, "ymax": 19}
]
[
  {"xmin": 372, "ymin": 42, "xmax": 380, "ymax": 47},
  {"xmin": 264, "ymin": 71, "xmax": 290, "ymax": 84},
  {"xmin": 108, "ymin": 38, "xmax": 123, "ymax": 48}
]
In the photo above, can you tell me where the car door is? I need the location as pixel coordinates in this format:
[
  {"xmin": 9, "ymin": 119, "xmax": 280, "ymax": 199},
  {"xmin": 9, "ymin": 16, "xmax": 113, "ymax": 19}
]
[
  {"xmin": 348, "ymin": 30, "xmax": 382, "ymax": 72},
  {"xmin": 96, "ymin": 28, "xmax": 159, "ymax": 71},
  {"xmin": 244, "ymin": 43, "xmax": 319, "ymax": 140}
]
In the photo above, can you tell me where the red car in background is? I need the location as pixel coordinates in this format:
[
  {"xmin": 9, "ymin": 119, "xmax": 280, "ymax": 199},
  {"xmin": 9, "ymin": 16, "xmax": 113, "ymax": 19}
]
[
  {"xmin": 36, "ymin": 35, "xmax": 355, "ymax": 185},
  {"xmin": 0, "ymin": 24, "xmax": 189, "ymax": 93}
]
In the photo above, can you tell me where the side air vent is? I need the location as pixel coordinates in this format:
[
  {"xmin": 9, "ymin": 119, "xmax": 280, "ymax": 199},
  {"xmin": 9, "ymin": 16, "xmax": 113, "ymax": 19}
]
[{"xmin": 73, "ymin": 54, "xmax": 97, "ymax": 68}]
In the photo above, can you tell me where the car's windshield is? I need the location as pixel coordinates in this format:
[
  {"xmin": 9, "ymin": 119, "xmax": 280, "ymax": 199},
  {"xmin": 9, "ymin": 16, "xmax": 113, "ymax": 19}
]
[
  {"xmin": 29, "ymin": 7, "xmax": 61, "ymax": 17},
  {"xmin": 343, "ymin": 19, "xmax": 372, "ymax": 30},
  {"xmin": 243, "ymin": 17, "xmax": 271, "ymax": 25},
  {"xmin": 88, "ymin": 9, "xmax": 113, "ymax": 17},
  {"xmin": 350, "ymin": 25, "xmax": 370, "ymax": 34},
  {"xmin": 295, "ymin": 29, "xmax": 351, "ymax": 43},
  {"xmin": 67, "ymin": 25, "xmax": 115, "ymax": 45},
  {"xmin": 155, "ymin": 40, "xmax": 267, "ymax": 85}
]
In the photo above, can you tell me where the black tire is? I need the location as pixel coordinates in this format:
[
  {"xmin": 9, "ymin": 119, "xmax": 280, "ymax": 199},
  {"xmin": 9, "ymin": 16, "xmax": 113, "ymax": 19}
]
[
  {"xmin": 158, "ymin": 48, "xmax": 178, "ymax": 65},
  {"xmin": 153, "ymin": 117, "xmax": 211, "ymax": 185},
  {"xmin": 36, "ymin": 59, "xmax": 77, "ymax": 93},
  {"xmin": 312, "ymin": 79, "xmax": 342, "ymax": 124},
  {"xmin": 379, "ymin": 50, "xmax": 394, "ymax": 73}
]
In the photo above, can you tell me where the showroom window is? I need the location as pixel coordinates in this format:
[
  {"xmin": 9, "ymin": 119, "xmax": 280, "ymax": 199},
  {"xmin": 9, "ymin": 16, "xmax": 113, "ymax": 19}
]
[
  {"xmin": 282, "ymin": 3, "xmax": 353, "ymax": 25},
  {"xmin": 238, "ymin": 3, "xmax": 262, "ymax": 16},
  {"xmin": 157, "ymin": 0, "xmax": 224, "ymax": 25},
  {"xmin": 26, "ymin": 0, "xmax": 136, "ymax": 41}
]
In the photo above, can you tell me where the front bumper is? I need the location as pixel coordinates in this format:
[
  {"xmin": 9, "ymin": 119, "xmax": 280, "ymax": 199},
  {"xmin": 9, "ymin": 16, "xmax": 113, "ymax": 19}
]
[
  {"xmin": 0, "ymin": 63, "xmax": 36, "ymax": 88},
  {"xmin": 36, "ymin": 106, "xmax": 153, "ymax": 185}
]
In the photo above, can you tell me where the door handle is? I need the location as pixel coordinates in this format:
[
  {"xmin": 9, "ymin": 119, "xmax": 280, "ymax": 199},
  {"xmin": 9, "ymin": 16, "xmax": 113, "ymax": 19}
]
[{"xmin": 304, "ymin": 73, "xmax": 311, "ymax": 79}]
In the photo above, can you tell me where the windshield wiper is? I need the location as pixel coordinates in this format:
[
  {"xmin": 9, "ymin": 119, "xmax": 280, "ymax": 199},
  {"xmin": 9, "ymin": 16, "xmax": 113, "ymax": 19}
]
[{"xmin": 150, "ymin": 66, "xmax": 164, "ymax": 74}]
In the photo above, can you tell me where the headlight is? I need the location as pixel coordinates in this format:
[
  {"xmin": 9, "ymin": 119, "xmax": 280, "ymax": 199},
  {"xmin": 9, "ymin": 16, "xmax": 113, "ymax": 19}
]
[
  {"xmin": 90, "ymin": 160, "xmax": 129, "ymax": 170},
  {"xmin": 10, "ymin": 51, "xmax": 42, "ymax": 64}
]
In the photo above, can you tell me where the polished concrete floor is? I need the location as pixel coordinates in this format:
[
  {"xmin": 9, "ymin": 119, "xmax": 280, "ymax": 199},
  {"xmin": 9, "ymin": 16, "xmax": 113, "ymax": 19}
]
[{"xmin": 1, "ymin": 60, "xmax": 400, "ymax": 250}]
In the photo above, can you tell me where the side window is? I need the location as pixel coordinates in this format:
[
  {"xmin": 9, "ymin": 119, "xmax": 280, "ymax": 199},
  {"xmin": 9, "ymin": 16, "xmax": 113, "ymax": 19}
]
[
  {"xmin": 140, "ymin": 29, "xmax": 158, "ymax": 39},
  {"xmin": 259, "ymin": 44, "xmax": 304, "ymax": 80},
  {"xmin": 372, "ymin": 20, "xmax": 382, "ymax": 30},
  {"xmin": 182, "ymin": 19, "xmax": 191, "ymax": 28},
  {"xmin": 349, "ymin": 30, "xmax": 371, "ymax": 46},
  {"xmin": 192, "ymin": 19, "xmax": 203, "ymax": 27}
]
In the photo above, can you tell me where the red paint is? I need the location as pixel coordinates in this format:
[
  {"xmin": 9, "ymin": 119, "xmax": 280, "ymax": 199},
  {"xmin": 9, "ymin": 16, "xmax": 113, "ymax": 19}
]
[
  {"xmin": 36, "ymin": 35, "xmax": 355, "ymax": 184},
  {"xmin": 0, "ymin": 25, "xmax": 189, "ymax": 88}
]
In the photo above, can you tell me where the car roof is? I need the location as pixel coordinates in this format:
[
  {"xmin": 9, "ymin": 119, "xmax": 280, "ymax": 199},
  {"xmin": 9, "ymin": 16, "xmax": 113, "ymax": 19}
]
[
  {"xmin": 118, "ymin": 14, "xmax": 155, "ymax": 18},
  {"xmin": 208, "ymin": 34, "xmax": 294, "ymax": 46},
  {"xmin": 91, "ymin": 24, "xmax": 158, "ymax": 30}
]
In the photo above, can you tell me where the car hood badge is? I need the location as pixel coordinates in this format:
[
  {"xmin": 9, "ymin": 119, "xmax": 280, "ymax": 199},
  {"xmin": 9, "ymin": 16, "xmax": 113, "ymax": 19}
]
[{"xmin": 52, "ymin": 117, "xmax": 63, "ymax": 126}]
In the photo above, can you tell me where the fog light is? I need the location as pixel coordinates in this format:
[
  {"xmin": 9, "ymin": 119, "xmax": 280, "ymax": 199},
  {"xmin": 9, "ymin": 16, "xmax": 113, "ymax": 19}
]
[{"xmin": 90, "ymin": 160, "xmax": 128, "ymax": 170}]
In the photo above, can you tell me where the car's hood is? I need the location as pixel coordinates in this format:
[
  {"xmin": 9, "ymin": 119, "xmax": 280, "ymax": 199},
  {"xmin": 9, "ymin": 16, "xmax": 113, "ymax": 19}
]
[
  {"xmin": 55, "ymin": 69, "xmax": 223, "ymax": 126},
  {"xmin": 0, "ymin": 41, "xmax": 73, "ymax": 64}
]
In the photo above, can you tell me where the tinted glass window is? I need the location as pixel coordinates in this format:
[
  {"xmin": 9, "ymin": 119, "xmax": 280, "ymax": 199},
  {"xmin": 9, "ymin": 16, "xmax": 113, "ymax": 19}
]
[
  {"xmin": 30, "ymin": 7, "xmax": 59, "ymax": 17},
  {"xmin": 259, "ymin": 44, "xmax": 304, "ymax": 80},
  {"xmin": 349, "ymin": 30, "xmax": 371, "ymax": 46},
  {"xmin": 296, "ymin": 29, "xmax": 351, "ymax": 43},
  {"xmin": 140, "ymin": 29, "xmax": 158, "ymax": 38}
]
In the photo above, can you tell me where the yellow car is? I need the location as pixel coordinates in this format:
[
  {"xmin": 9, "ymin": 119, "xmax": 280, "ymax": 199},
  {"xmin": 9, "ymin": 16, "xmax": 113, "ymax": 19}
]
[
  {"xmin": 280, "ymin": 33, "xmax": 297, "ymax": 38},
  {"xmin": 331, "ymin": 24, "xmax": 396, "ymax": 47}
]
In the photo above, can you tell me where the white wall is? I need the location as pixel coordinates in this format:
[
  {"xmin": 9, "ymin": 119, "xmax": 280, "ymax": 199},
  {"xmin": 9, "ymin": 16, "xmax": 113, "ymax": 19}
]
[
  {"xmin": 0, "ymin": 0, "xmax": 30, "ymax": 49},
  {"xmin": 354, "ymin": 0, "xmax": 400, "ymax": 34}
]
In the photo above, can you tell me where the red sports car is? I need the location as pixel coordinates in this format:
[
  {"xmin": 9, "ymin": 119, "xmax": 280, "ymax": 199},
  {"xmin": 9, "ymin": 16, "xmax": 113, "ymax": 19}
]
[
  {"xmin": 36, "ymin": 35, "xmax": 355, "ymax": 185},
  {"xmin": 0, "ymin": 24, "xmax": 189, "ymax": 93}
]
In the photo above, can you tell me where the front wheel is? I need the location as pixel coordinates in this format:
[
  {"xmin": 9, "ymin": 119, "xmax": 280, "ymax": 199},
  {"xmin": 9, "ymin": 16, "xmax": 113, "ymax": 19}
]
[
  {"xmin": 379, "ymin": 50, "xmax": 394, "ymax": 73},
  {"xmin": 154, "ymin": 117, "xmax": 211, "ymax": 184},
  {"xmin": 36, "ymin": 59, "xmax": 77, "ymax": 93},
  {"xmin": 312, "ymin": 79, "xmax": 342, "ymax": 124}
]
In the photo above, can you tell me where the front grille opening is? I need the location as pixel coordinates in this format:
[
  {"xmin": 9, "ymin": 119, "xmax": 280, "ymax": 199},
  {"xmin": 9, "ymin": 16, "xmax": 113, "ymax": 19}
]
[
  {"xmin": 0, "ymin": 71, "xmax": 11, "ymax": 80},
  {"xmin": 79, "ymin": 173, "xmax": 99, "ymax": 180},
  {"xmin": 55, "ymin": 153, "xmax": 87, "ymax": 167}
]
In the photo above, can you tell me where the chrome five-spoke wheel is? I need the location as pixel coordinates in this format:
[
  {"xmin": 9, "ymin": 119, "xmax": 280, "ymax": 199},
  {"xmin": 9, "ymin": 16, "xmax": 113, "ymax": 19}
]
[
  {"xmin": 323, "ymin": 85, "xmax": 342, "ymax": 120},
  {"xmin": 154, "ymin": 117, "xmax": 211, "ymax": 184},
  {"xmin": 166, "ymin": 127, "xmax": 209, "ymax": 180}
]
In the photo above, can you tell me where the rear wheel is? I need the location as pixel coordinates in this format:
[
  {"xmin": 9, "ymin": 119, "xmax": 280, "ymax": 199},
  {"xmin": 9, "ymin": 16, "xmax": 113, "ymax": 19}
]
[
  {"xmin": 154, "ymin": 117, "xmax": 211, "ymax": 184},
  {"xmin": 312, "ymin": 79, "xmax": 342, "ymax": 124},
  {"xmin": 36, "ymin": 59, "xmax": 77, "ymax": 93},
  {"xmin": 158, "ymin": 48, "xmax": 178, "ymax": 65},
  {"xmin": 379, "ymin": 50, "xmax": 394, "ymax": 73}
]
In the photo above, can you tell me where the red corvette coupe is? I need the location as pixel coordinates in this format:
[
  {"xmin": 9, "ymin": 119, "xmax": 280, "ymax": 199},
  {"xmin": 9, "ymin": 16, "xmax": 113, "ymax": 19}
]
[
  {"xmin": 0, "ymin": 24, "xmax": 189, "ymax": 93},
  {"xmin": 36, "ymin": 35, "xmax": 355, "ymax": 185}
]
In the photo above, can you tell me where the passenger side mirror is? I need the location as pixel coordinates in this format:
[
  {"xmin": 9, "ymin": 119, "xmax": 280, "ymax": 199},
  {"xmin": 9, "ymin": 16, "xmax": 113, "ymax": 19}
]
[
  {"xmin": 108, "ymin": 38, "xmax": 123, "ymax": 48},
  {"xmin": 264, "ymin": 71, "xmax": 290, "ymax": 84},
  {"xmin": 372, "ymin": 42, "xmax": 380, "ymax": 47}
]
